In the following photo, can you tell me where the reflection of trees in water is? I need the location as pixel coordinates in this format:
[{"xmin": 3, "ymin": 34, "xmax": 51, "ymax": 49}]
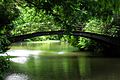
[
  {"xmin": 62, "ymin": 57, "xmax": 80, "ymax": 80},
  {"xmin": 26, "ymin": 55, "xmax": 36, "ymax": 76},
  {"xmin": 25, "ymin": 55, "xmax": 92, "ymax": 80},
  {"xmin": 11, "ymin": 42, "xmax": 78, "ymax": 52},
  {"xmin": 28, "ymin": 56, "xmax": 82, "ymax": 80},
  {"xmin": 26, "ymin": 56, "xmax": 82, "ymax": 80}
]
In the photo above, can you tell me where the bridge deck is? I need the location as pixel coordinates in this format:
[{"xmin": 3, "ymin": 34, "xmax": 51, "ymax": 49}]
[{"xmin": 9, "ymin": 30, "xmax": 120, "ymax": 47}]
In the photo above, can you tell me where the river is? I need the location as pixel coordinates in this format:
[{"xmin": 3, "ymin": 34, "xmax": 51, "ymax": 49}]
[{"xmin": 1, "ymin": 40, "xmax": 120, "ymax": 80}]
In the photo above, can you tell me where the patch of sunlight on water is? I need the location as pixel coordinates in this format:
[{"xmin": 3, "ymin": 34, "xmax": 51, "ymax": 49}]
[
  {"xmin": 58, "ymin": 51, "xmax": 64, "ymax": 54},
  {"xmin": 5, "ymin": 73, "xmax": 29, "ymax": 80},
  {"xmin": 6, "ymin": 50, "xmax": 43, "ymax": 64},
  {"xmin": 6, "ymin": 50, "xmax": 42, "ymax": 56},
  {"xmin": 0, "ymin": 50, "xmax": 43, "ymax": 64},
  {"xmin": 28, "ymin": 40, "xmax": 60, "ymax": 43},
  {"xmin": 10, "ymin": 57, "xmax": 28, "ymax": 64}
]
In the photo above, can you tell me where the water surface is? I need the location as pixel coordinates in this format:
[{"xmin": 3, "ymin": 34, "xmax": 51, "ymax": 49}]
[{"xmin": 2, "ymin": 41, "xmax": 120, "ymax": 80}]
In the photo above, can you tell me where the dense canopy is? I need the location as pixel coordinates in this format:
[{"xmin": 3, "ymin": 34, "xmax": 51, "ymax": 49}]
[{"xmin": 0, "ymin": 0, "xmax": 120, "ymax": 54}]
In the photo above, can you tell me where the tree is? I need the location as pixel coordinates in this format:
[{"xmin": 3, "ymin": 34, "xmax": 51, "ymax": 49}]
[
  {"xmin": 1, "ymin": 0, "xmax": 120, "ymax": 53},
  {"xmin": 10, "ymin": 0, "xmax": 120, "ymax": 50},
  {"xmin": 0, "ymin": 0, "xmax": 19, "ymax": 53},
  {"xmin": 11, "ymin": 5, "xmax": 61, "ymax": 41}
]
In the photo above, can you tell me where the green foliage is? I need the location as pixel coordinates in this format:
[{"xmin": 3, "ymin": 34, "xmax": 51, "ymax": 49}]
[
  {"xmin": 0, "ymin": 0, "xmax": 120, "ymax": 53},
  {"xmin": 78, "ymin": 37, "xmax": 97, "ymax": 51},
  {"xmin": 0, "ymin": 56, "xmax": 10, "ymax": 78},
  {"xmin": 12, "ymin": 6, "xmax": 55, "ymax": 34},
  {"xmin": 0, "ymin": 0, "xmax": 19, "ymax": 27},
  {"xmin": 0, "ymin": 36, "xmax": 11, "ymax": 53},
  {"xmin": 0, "ymin": 0, "xmax": 19, "ymax": 53},
  {"xmin": 84, "ymin": 18, "xmax": 104, "ymax": 34},
  {"xmin": 11, "ymin": 5, "xmax": 61, "ymax": 41},
  {"xmin": 80, "ymin": 19, "xmax": 103, "ymax": 49},
  {"xmin": 20, "ymin": 0, "xmax": 87, "ymax": 32}
]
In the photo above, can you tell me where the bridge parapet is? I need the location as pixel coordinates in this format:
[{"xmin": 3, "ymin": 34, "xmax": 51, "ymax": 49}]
[{"xmin": 8, "ymin": 30, "xmax": 120, "ymax": 47}]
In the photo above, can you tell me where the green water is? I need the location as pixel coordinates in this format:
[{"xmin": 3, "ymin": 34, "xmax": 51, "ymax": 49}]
[{"xmin": 2, "ymin": 41, "xmax": 120, "ymax": 80}]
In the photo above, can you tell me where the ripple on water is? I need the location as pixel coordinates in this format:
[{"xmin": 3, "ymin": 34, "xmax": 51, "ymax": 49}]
[{"xmin": 5, "ymin": 73, "xmax": 29, "ymax": 80}]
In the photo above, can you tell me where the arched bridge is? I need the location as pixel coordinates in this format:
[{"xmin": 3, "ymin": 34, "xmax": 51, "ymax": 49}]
[{"xmin": 8, "ymin": 30, "xmax": 120, "ymax": 47}]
